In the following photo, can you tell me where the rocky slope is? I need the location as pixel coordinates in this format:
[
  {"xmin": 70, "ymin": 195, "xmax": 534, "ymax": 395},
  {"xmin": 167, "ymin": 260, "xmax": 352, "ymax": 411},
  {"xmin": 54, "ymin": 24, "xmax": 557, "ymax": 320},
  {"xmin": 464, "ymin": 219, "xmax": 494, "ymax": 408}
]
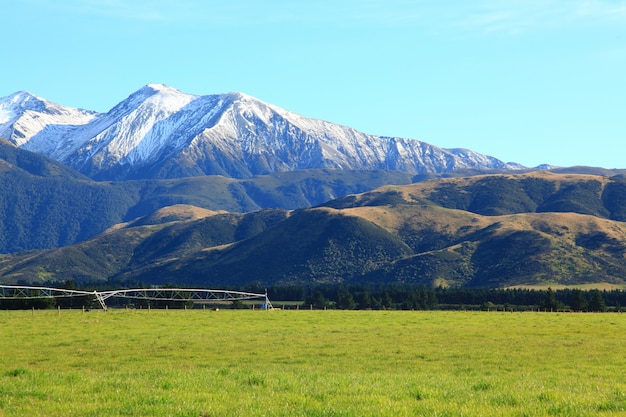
[{"xmin": 1, "ymin": 85, "xmax": 522, "ymax": 180}]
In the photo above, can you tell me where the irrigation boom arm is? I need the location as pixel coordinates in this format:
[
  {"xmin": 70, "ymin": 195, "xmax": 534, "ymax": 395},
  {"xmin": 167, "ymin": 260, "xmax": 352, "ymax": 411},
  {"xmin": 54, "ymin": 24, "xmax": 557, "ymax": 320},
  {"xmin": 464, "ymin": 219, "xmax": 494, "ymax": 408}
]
[{"xmin": 0, "ymin": 286, "xmax": 273, "ymax": 311}]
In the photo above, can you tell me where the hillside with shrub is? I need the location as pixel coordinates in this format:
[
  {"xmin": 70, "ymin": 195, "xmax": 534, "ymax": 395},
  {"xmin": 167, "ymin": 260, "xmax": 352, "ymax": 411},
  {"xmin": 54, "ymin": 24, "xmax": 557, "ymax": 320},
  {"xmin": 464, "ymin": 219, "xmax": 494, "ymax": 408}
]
[
  {"xmin": 2, "ymin": 171, "xmax": 626, "ymax": 289},
  {"xmin": 0, "ymin": 140, "xmax": 412, "ymax": 252}
]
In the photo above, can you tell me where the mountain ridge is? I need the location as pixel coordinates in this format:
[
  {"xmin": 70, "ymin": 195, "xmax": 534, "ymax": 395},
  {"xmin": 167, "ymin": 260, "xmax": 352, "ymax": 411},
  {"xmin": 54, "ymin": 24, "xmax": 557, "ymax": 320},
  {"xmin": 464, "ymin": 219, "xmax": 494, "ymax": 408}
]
[
  {"xmin": 0, "ymin": 137, "xmax": 421, "ymax": 253},
  {"xmin": 2, "ymin": 171, "xmax": 626, "ymax": 288},
  {"xmin": 1, "ymin": 84, "xmax": 523, "ymax": 181},
  {"xmin": 2, "ymin": 86, "xmax": 626, "ymax": 289},
  {"xmin": 0, "ymin": 91, "xmax": 97, "ymax": 151}
]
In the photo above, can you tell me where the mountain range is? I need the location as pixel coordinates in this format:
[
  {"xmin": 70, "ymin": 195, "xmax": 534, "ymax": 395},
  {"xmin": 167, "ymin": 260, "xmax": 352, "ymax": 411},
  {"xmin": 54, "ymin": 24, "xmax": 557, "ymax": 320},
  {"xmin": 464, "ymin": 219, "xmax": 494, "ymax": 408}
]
[
  {"xmin": 2, "ymin": 172, "xmax": 626, "ymax": 288},
  {"xmin": 0, "ymin": 138, "xmax": 417, "ymax": 253},
  {"xmin": 2, "ymin": 85, "xmax": 626, "ymax": 289},
  {"xmin": 1, "ymin": 84, "xmax": 521, "ymax": 181}
]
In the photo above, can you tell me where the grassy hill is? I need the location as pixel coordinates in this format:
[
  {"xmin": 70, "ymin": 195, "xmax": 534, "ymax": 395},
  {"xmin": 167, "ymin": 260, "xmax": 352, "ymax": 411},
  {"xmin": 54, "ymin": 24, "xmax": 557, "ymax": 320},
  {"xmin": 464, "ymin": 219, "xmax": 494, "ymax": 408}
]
[
  {"xmin": 0, "ymin": 140, "xmax": 412, "ymax": 252},
  {"xmin": 326, "ymin": 171, "xmax": 626, "ymax": 220},
  {"xmin": 2, "ymin": 171, "xmax": 626, "ymax": 288},
  {"xmin": 126, "ymin": 208, "xmax": 414, "ymax": 286},
  {"xmin": 0, "ymin": 205, "xmax": 289, "ymax": 283},
  {"xmin": 0, "ymin": 138, "xmax": 88, "ymax": 180}
]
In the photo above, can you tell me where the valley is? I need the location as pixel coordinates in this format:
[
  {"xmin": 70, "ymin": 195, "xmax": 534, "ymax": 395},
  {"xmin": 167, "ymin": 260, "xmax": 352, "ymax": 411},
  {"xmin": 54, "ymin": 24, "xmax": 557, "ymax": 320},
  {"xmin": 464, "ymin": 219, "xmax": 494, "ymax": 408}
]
[{"xmin": 1, "ymin": 86, "xmax": 625, "ymax": 290}]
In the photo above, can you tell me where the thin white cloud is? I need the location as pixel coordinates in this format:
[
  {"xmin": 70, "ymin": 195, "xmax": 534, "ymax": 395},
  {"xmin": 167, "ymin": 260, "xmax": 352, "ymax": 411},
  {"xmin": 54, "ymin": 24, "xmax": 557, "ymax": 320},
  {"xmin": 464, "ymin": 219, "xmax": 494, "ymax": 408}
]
[
  {"xmin": 459, "ymin": 0, "xmax": 626, "ymax": 35},
  {"xmin": 21, "ymin": 0, "xmax": 199, "ymax": 22},
  {"xmin": 18, "ymin": 0, "xmax": 626, "ymax": 30},
  {"xmin": 338, "ymin": 0, "xmax": 432, "ymax": 26},
  {"xmin": 255, "ymin": 0, "xmax": 626, "ymax": 34},
  {"xmin": 576, "ymin": 0, "xmax": 626, "ymax": 19},
  {"xmin": 214, "ymin": 0, "xmax": 431, "ymax": 27}
]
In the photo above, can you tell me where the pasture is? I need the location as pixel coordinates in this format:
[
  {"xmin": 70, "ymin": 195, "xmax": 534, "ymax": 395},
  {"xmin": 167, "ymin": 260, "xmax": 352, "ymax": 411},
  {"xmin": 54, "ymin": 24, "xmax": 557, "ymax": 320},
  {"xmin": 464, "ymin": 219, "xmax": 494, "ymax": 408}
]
[{"xmin": 0, "ymin": 309, "xmax": 625, "ymax": 416}]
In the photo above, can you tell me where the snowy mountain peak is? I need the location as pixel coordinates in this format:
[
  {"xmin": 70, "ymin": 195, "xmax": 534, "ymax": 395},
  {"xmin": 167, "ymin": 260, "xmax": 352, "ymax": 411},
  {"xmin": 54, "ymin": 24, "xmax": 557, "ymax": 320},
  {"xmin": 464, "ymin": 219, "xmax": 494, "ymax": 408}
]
[
  {"xmin": 0, "ymin": 91, "xmax": 49, "ymax": 124},
  {"xmin": 224, "ymin": 91, "xmax": 255, "ymax": 101},
  {"xmin": 0, "ymin": 90, "xmax": 97, "ymax": 148},
  {"xmin": 145, "ymin": 83, "xmax": 173, "ymax": 91},
  {"xmin": 110, "ymin": 84, "xmax": 197, "ymax": 114},
  {"xmin": 3, "ymin": 85, "xmax": 524, "ymax": 180},
  {"xmin": 138, "ymin": 83, "xmax": 195, "ymax": 99},
  {"xmin": 1, "ymin": 90, "xmax": 44, "ymax": 109}
]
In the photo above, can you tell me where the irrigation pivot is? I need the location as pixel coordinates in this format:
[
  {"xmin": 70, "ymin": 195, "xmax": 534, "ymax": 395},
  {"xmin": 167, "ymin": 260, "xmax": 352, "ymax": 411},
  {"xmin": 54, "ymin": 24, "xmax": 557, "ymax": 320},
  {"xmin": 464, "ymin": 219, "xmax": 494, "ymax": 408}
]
[{"xmin": 0, "ymin": 285, "xmax": 273, "ymax": 311}]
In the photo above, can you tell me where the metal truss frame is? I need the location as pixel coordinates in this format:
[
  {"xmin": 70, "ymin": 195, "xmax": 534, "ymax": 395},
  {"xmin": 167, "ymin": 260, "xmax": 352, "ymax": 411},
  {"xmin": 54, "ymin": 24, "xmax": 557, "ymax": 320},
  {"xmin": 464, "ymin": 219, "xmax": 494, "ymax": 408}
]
[{"xmin": 0, "ymin": 285, "xmax": 273, "ymax": 311}]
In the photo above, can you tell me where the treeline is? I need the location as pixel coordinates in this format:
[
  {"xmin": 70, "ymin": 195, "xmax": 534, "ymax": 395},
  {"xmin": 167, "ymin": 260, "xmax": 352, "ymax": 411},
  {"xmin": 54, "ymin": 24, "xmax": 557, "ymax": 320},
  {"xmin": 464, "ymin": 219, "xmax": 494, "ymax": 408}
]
[
  {"xmin": 1, "ymin": 280, "xmax": 624, "ymax": 312},
  {"xmin": 254, "ymin": 284, "xmax": 623, "ymax": 312}
]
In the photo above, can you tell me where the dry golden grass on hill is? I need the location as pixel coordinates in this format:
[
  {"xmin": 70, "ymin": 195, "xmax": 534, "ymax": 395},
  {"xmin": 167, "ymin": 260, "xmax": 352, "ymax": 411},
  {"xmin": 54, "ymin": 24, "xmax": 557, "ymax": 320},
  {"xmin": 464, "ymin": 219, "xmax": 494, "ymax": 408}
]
[
  {"xmin": 4, "ymin": 171, "xmax": 626, "ymax": 288},
  {"xmin": 342, "ymin": 204, "xmax": 489, "ymax": 236},
  {"xmin": 395, "ymin": 171, "xmax": 611, "ymax": 201},
  {"xmin": 146, "ymin": 204, "xmax": 227, "ymax": 222}
]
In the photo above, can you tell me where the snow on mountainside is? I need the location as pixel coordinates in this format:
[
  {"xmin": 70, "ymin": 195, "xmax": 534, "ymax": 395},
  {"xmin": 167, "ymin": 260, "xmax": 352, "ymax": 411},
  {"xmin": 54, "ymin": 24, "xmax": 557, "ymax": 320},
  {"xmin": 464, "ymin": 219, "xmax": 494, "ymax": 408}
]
[
  {"xmin": 60, "ymin": 84, "xmax": 201, "ymax": 165},
  {"xmin": 0, "ymin": 91, "xmax": 97, "ymax": 149},
  {"xmin": 0, "ymin": 84, "xmax": 523, "ymax": 180}
]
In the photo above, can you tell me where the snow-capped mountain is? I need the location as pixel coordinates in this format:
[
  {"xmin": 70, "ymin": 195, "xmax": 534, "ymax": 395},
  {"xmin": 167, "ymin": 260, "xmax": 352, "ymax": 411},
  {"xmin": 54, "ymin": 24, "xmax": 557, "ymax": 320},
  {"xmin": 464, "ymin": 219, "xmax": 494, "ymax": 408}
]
[
  {"xmin": 0, "ymin": 91, "xmax": 96, "ymax": 150},
  {"xmin": 0, "ymin": 84, "xmax": 523, "ymax": 180}
]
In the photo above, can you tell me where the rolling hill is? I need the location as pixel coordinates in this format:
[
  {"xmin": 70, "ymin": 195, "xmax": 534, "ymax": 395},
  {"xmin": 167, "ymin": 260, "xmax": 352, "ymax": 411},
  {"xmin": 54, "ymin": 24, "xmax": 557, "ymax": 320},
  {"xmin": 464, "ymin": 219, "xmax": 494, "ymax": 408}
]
[
  {"xmin": 0, "ymin": 139, "xmax": 415, "ymax": 253},
  {"xmin": 2, "ymin": 171, "xmax": 626, "ymax": 288}
]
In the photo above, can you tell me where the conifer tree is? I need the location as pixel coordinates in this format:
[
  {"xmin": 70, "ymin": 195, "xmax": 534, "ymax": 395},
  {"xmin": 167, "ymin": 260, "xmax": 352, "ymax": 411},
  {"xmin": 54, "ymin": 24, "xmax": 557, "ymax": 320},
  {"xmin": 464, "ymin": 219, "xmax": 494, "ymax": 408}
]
[
  {"xmin": 588, "ymin": 290, "xmax": 607, "ymax": 312},
  {"xmin": 336, "ymin": 287, "xmax": 356, "ymax": 310},
  {"xmin": 570, "ymin": 289, "xmax": 587, "ymax": 311},
  {"xmin": 541, "ymin": 287, "xmax": 558, "ymax": 311}
]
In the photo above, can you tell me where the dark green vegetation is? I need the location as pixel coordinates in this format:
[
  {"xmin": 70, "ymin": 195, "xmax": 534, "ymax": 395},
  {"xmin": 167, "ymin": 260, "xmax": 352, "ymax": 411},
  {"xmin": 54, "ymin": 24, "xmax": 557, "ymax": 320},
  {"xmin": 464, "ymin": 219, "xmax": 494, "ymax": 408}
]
[
  {"xmin": 299, "ymin": 285, "xmax": 620, "ymax": 312},
  {"xmin": 326, "ymin": 172, "xmax": 626, "ymax": 220},
  {"xmin": 2, "ymin": 282, "xmax": 619, "ymax": 313},
  {"xmin": 0, "ymin": 140, "xmax": 411, "ymax": 252},
  {"xmin": 2, "ymin": 171, "xmax": 626, "ymax": 289},
  {"xmin": 1, "ymin": 310, "xmax": 626, "ymax": 416}
]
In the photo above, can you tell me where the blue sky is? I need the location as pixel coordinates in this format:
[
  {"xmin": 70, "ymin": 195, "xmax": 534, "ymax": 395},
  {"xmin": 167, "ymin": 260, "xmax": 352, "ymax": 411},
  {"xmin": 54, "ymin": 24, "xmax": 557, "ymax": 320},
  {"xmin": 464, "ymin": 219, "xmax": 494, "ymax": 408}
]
[{"xmin": 3, "ymin": 0, "xmax": 626, "ymax": 168}]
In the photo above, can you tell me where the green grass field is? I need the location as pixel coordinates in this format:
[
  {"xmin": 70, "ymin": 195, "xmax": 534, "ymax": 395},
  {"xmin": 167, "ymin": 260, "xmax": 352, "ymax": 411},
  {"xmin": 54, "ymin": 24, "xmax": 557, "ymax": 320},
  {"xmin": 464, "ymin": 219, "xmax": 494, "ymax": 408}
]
[{"xmin": 1, "ymin": 309, "xmax": 625, "ymax": 416}]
